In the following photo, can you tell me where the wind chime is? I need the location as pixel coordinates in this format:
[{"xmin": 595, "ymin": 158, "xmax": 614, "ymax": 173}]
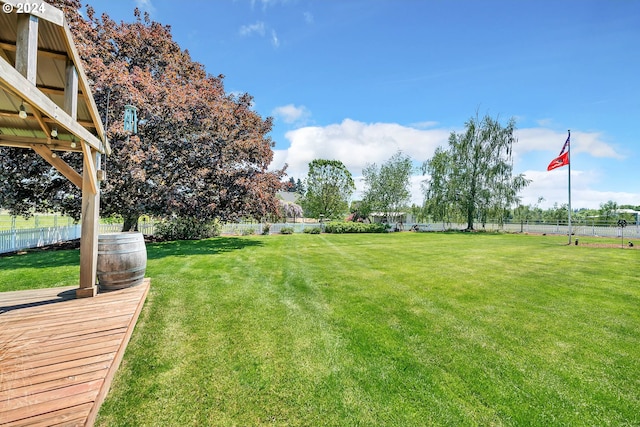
[
  {"xmin": 123, "ymin": 104, "xmax": 138, "ymax": 134},
  {"xmin": 100, "ymin": 89, "xmax": 139, "ymax": 182}
]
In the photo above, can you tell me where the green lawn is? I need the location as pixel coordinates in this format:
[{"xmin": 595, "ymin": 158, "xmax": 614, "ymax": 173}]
[
  {"xmin": 1, "ymin": 233, "xmax": 639, "ymax": 426},
  {"xmin": 0, "ymin": 212, "xmax": 77, "ymax": 230}
]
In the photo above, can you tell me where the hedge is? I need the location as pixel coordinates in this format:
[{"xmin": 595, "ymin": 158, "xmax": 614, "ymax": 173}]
[{"xmin": 324, "ymin": 221, "xmax": 388, "ymax": 234}]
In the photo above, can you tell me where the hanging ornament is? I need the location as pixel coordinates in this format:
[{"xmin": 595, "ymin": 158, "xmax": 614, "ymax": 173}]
[{"xmin": 123, "ymin": 104, "xmax": 138, "ymax": 134}]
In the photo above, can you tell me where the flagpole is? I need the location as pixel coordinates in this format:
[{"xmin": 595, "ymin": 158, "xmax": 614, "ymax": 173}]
[{"xmin": 567, "ymin": 129, "xmax": 572, "ymax": 244}]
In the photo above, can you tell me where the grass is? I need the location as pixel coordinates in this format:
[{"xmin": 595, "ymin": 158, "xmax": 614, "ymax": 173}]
[
  {"xmin": 0, "ymin": 212, "xmax": 128, "ymax": 230},
  {"xmin": 0, "ymin": 212, "xmax": 77, "ymax": 230},
  {"xmin": 1, "ymin": 233, "xmax": 639, "ymax": 425}
]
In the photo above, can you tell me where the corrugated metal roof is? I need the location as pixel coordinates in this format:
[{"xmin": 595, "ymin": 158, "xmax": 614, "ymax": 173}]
[
  {"xmin": 0, "ymin": 10, "xmax": 17, "ymax": 42},
  {"xmin": 37, "ymin": 15, "xmax": 68, "ymax": 53},
  {"xmin": 0, "ymin": 1, "xmax": 106, "ymax": 154},
  {"xmin": 2, "ymin": 126, "xmax": 41, "ymax": 138}
]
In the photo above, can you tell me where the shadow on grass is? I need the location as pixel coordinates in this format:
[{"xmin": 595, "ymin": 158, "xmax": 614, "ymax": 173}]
[
  {"xmin": 145, "ymin": 237, "xmax": 264, "ymax": 260},
  {"xmin": 0, "ymin": 237, "xmax": 263, "ymax": 269},
  {"xmin": 0, "ymin": 248, "xmax": 80, "ymax": 269}
]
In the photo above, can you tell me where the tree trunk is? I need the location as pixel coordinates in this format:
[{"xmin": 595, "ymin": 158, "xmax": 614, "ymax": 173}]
[
  {"xmin": 122, "ymin": 214, "xmax": 139, "ymax": 232},
  {"xmin": 466, "ymin": 207, "xmax": 474, "ymax": 231}
]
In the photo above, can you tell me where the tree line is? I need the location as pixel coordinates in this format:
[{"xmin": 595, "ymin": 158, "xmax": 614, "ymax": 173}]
[
  {"xmin": 295, "ymin": 115, "xmax": 636, "ymax": 229},
  {"xmin": 298, "ymin": 114, "xmax": 529, "ymax": 230}
]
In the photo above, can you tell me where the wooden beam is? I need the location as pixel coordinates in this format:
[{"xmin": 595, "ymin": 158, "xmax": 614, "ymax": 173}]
[
  {"xmin": 60, "ymin": 24, "xmax": 109, "ymax": 155},
  {"xmin": 1, "ymin": 0, "xmax": 65, "ymax": 26},
  {"xmin": 77, "ymin": 148, "xmax": 100, "ymax": 298},
  {"xmin": 0, "ymin": 14, "xmax": 110, "ymax": 154},
  {"xmin": 64, "ymin": 60, "xmax": 78, "ymax": 120},
  {"xmin": 0, "ymin": 41, "xmax": 68, "ymax": 61},
  {"xmin": 37, "ymin": 84, "xmax": 84, "ymax": 97},
  {"xmin": 15, "ymin": 14, "xmax": 38, "ymax": 84},
  {"xmin": 0, "ymin": 43, "xmax": 10, "ymax": 63},
  {"xmin": 31, "ymin": 144, "xmax": 83, "ymax": 189},
  {"xmin": 0, "ymin": 136, "xmax": 83, "ymax": 152},
  {"xmin": 29, "ymin": 105, "xmax": 53, "ymax": 143},
  {"xmin": 0, "ymin": 110, "xmax": 94, "ymax": 128},
  {"xmin": 81, "ymin": 141, "xmax": 98, "ymax": 195},
  {"xmin": 0, "ymin": 137, "xmax": 48, "ymax": 147},
  {"xmin": 0, "ymin": 55, "xmax": 105, "ymax": 153},
  {"xmin": 44, "ymin": 115, "xmax": 92, "ymax": 128}
]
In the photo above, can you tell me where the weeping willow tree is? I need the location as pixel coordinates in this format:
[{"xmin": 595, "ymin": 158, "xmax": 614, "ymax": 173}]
[{"xmin": 422, "ymin": 114, "xmax": 530, "ymax": 230}]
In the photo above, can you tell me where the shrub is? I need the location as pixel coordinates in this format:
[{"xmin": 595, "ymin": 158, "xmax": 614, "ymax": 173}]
[
  {"xmin": 280, "ymin": 227, "xmax": 295, "ymax": 235},
  {"xmin": 101, "ymin": 214, "xmax": 123, "ymax": 224},
  {"xmin": 262, "ymin": 224, "xmax": 271, "ymax": 235},
  {"xmin": 155, "ymin": 217, "xmax": 221, "ymax": 241},
  {"xmin": 324, "ymin": 221, "xmax": 387, "ymax": 234},
  {"xmin": 242, "ymin": 228, "xmax": 256, "ymax": 236},
  {"xmin": 303, "ymin": 227, "xmax": 321, "ymax": 234}
]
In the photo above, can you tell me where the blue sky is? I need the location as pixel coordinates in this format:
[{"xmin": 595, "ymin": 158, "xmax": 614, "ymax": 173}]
[{"xmin": 85, "ymin": 0, "xmax": 639, "ymax": 210}]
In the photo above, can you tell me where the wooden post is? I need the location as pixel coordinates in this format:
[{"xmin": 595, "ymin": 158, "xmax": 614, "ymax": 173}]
[
  {"xmin": 64, "ymin": 59, "xmax": 78, "ymax": 120},
  {"xmin": 77, "ymin": 148, "xmax": 100, "ymax": 298},
  {"xmin": 15, "ymin": 14, "xmax": 38, "ymax": 84},
  {"xmin": 1, "ymin": 3, "xmax": 109, "ymax": 299}
]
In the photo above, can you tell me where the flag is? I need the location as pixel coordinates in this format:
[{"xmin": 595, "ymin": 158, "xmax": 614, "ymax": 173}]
[
  {"xmin": 558, "ymin": 132, "xmax": 570, "ymax": 156},
  {"xmin": 547, "ymin": 151, "xmax": 569, "ymax": 171},
  {"xmin": 547, "ymin": 131, "xmax": 570, "ymax": 171}
]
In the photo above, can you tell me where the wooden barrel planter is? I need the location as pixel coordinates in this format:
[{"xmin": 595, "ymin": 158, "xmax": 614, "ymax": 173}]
[{"xmin": 97, "ymin": 232, "xmax": 147, "ymax": 292}]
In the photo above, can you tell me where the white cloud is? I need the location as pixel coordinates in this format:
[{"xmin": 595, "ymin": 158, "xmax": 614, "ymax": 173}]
[
  {"xmin": 410, "ymin": 121, "xmax": 439, "ymax": 129},
  {"xmin": 503, "ymin": 129, "xmax": 629, "ymax": 209},
  {"xmin": 272, "ymin": 104, "xmax": 310, "ymax": 125},
  {"xmin": 536, "ymin": 118, "xmax": 554, "ymax": 127},
  {"xmin": 271, "ymin": 118, "xmax": 449, "ymax": 179},
  {"xmin": 271, "ymin": 119, "xmax": 638, "ymax": 210},
  {"xmin": 251, "ymin": 0, "xmax": 290, "ymax": 10},
  {"xmin": 519, "ymin": 169, "xmax": 638, "ymax": 210},
  {"xmin": 239, "ymin": 22, "xmax": 280, "ymax": 48},
  {"xmin": 304, "ymin": 12, "xmax": 314, "ymax": 24},
  {"xmin": 134, "ymin": 0, "xmax": 156, "ymax": 14},
  {"xmin": 572, "ymin": 132, "xmax": 624, "ymax": 159},
  {"xmin": 348, "ymin": 171, "xmax": 426, "ymax": 206},
  {"xmin": 239, "ymin": 22, "xmax": 266, "ymax": 37},
  {"xmin": 514, "ymin": 128, "xmax": 624, "ymax": 160}
]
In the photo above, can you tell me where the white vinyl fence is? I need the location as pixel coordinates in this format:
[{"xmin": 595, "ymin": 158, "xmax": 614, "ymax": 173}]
[
  {"xmin": 2, "ymin": 220, "xmax": 637, "ymax": 255},
  {"xmin": 409, "ymin": 221, "xmax": 640, "ymax": 239},
  {"xmin": 0, "ymin": 224, "xmax": 82, "ymax": 254},
  {"xmin": 0, "ymin": 222, "xmax": 156, "ymax": 254},
  {"xmin": 0, "ymin": 222, "xmax": 323, "ymax": 254},
  {"xmin": 219, "ymin": 222, "xmax": 323, "ymax": 236}
]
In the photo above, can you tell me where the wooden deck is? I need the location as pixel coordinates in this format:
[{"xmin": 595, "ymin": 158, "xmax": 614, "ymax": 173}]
[{"xmin": 0, "ymin": 279, "xmax": 150, "ymax": 427}]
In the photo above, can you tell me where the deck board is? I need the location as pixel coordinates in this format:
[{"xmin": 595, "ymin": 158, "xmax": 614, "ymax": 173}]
[{"xmin": 0, "ymin": 279, "xmax": 149, "ymax": 427}]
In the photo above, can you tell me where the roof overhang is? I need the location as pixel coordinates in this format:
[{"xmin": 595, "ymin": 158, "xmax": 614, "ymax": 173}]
[
  {"xmin": 0, "ymin": 0, "xmax": 109, "ymax": 157},
  {"xmin": 0, "ymin": 0, "xmax": 110, "ymax": 296}
]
